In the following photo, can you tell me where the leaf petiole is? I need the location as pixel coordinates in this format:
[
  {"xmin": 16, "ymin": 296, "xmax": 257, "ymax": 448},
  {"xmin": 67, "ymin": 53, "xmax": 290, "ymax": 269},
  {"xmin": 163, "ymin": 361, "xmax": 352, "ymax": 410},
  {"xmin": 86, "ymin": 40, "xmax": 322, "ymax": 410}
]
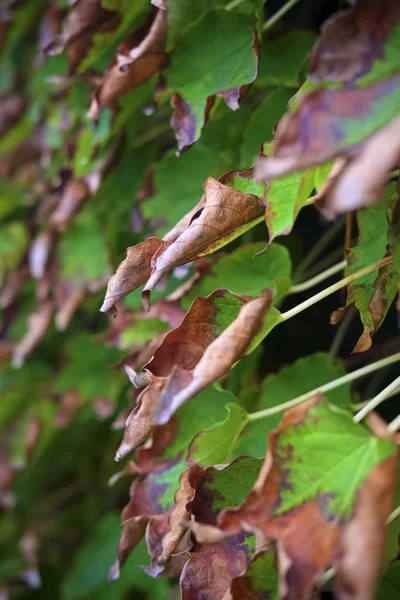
[
  {"xmin": 280, "ymin": 255, "xmax": 392, "ymax": 322},
  {"xmin": 248, "ymin": 352, "xmax": 400, "ymax": 422},
  {"xmin": 289, "ymin": 259, "xmax": 347, "ymax": 294},
  {"xmin": 353, "ymin": 375, "xmax": 400, "ymax": 423}
]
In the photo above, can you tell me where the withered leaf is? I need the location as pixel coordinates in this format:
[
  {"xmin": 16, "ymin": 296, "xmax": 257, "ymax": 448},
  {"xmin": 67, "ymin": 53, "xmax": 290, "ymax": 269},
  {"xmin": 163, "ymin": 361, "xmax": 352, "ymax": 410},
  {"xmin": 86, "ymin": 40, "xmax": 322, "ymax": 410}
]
[
  {"xmin": 48, "ymin": 178, "xmax": 90, "ymax": 232},
  {"xmin": 309, "ymin": 0, "xmax": 400, "ymax": 84},
  {"xmin": 152, "ymin": 294, "xmax": 272, "ymax": 425},
  {"xmin": 0, "ymin": 95, "xmax": 27, "ymax": 138},
  {"xmin": 44, "ymin": 0, "xmax": 117, "ymax": 59},
  {"xmin": 109, "ymin": 466, "xmax": 190, "ymax": 581},
  {"xmin": 28, "ymin": 231, "xmax": 55, "ymax": 281},
  {"xmin": 142, "ymin": 177, "xmax": 265, "ymax": 308},
  {"xmin": 218, "ymin": 396, "xmax": 398, "ymax": 600},
  {"xmin": 181, "ymin": 457, "xmax": 262, "ymax": 600},
  {"xmin": 100, "ymin": 237, "xmax": 166, "ymax": 316},
  {"xmin": 88, "ymin": 9, "xmax": 167, "ymax": 120},
  {"xmin": 12, "ymin": 301, "xmax": 53, "ymax": 368},
  {"xmin": 317, "ymin": 115, "xmax": 400, "ymax": 219},
  {"xmin": 255, "ymin": 74, "xmax": 400, "ymax": 181}
]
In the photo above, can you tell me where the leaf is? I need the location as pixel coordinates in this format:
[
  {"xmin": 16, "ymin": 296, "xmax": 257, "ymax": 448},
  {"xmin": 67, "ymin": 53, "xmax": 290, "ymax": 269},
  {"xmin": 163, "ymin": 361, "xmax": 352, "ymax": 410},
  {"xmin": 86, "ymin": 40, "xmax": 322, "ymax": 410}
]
[
  {"xmin": 188, "ymin": 402, "xmax": 248, "ymax": 467},
  {"xmin": 167, "ymin": 9, "xmax": 258, "ymax": 149},
  {"xmin": 88, "ymin": 8, "xmax": 167, "ymax": 119},
  {"xmin": 240, "ymin": 88, "xmax": 293, "ymax": 168},
  {"xmin": 309, "ymin": 0, "xmax": 400, "ymax": 85},
  {"xmin": 234, "ymin": 352, "xmax": 353, "ymax": 458},
  {"xmin": 181, "ymin": 457, "xmax": 262, "ymax": 600},
  {"xmin": 59, "ymin": 209, "xmax": 110, "ymax": 281},
  {"xmin": 182, "ymin": 242, "xmax": 292, "ymax": 308},
  {"xmin": 334, "ymin": 185, "xmax": 398, "ymax": 352},
  {"xmin": 256, "ymin": 30, "xmax": 316, "ymax": 88},
  {"xmin": 142, "ymin": 177, "xmax": 265, "ymax": 306},
  {"xmin": 109, "ymin": 466, "xmax": 190, "ymax": 580},
  {"xmin": 54, "ymin": 333, "xmax": 125, "ymax": 402},
  {"xmin": 12, "ymin": 301, "xmax": 53, "ymax": 368},
  {"xmin": 119, "ymin": 318, "xmax": 170, "ymax": 349},
  {"xmin": 219, "ymin": 396, "xmax": 398, "ymax": 599},
  {"xmin": 0, "ymin": 221, "xmax": 28, "ymax": 287},
  {"xmin": 316, "ymin": 115, "xmax": 400, "ymax": 218},
  {"xmin": 229, "ymin": 551, "xmax": 279, "ymax": 600},
  {"xmin": 264, "ymin": 163, "xmax": 316, "ymax": 246},
  {"xmin": 255, "ymin": 73, "xmax": 400, "ymax": 180},
  {"xmin": 149, "ymin": 293, "xmax": 272, "ymax": 426},
  {"xmin": 100, "ymin": 237, "xmax": 165, "ymax": 316},
  {"xmin": 45, "ymin": 0, "xmax": 118, "ymax": 67}
]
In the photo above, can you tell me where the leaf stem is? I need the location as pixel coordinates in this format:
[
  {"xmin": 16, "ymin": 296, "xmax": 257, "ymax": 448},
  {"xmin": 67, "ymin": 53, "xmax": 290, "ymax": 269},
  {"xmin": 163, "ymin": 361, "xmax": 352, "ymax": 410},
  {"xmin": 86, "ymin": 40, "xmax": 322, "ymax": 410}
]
[
  {"xmin": 289, "ymin": 259, "xmax": 347, "ymax": 294},
  {"xmin": 353, "ymin": 375, "xmax": 400, "ymax": 423},
  {"xmin": 280, "ymin": 256, "xmax": 392, "ymax": 323},
  {"xmin": 226, "ymin": 0, "xmax": 247, "ymax": 9},
  {"xmin": 248, "ymin": 352, "xmax": 400, "ymax": 422},
  {"xmin": 263, "ymin": 0, "xmax": 301, "ymax": 32}
]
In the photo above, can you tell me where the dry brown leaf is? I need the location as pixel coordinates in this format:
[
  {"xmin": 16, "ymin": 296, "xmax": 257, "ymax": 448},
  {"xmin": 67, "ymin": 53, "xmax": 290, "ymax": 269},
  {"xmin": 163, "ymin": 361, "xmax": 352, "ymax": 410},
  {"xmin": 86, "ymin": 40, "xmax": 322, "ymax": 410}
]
[
  {"xmin": 142, "ymin": 177, "xmax": 265, "ymax": 308},
  {"xmin": 12, "ymin": 301, "xmax": 53, "ymax": 368},
  {"xmin": 88, "ymin": 9, "xmax": 167, "ymax": 119},
  {"xmin": 48, "ymin": 178, "xmax": 90, "ymax": 232},
  {"xmin": 0, "ymin": 95, "xmax": 27, "ymax": 137},
  {"xmin": 159, "ymin": 469, "xmax": 194, "ymax": 564},
  {"xmin": 100, "ymin": 237, "xmax": 166, "ymax": 316},
  {"xmin": 317, "ymin": 116, "xmax": 400, "ymax": 219},
  {"xmin": 115, "ymin": 377, "xmax": 165, "ymax": 462},
  {"xmin": 152, "ymin": 294, "xmax": 271, "ymax": 425},
  {"xmin": 309, "ymin": 0, "xmax": 400, "ymax": 84},
  {"xmin": 44, "ymin": 0, "xmax": 116, "ymax": 58}
]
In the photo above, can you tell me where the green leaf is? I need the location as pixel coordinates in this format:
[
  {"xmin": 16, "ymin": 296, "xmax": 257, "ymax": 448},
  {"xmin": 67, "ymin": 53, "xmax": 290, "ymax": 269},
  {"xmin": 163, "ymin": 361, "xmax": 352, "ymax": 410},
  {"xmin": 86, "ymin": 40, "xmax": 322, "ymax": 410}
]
[
  {"xmin": 188, "ymin": 402, "xmax": 248, "ymax": 466},
  {"xmin": 376, "ymin": 562, "xmax": 400, "ymax": 600},
  {"xmin": 230, "ymin": 551, "xmax": 279, "ymax": 600},
  {"xmin": 272, "ymin": 401, "xmax": 395, "ymax": 518},
  {"xmin": 0, "ymin": 178, "xmax": 28, "ymax": 220},
  {"xmin": 54, "ymin": 334, "xmax": 125, "ymax": 402},
  {"xmin": 183, "ymin": 242, "xmax": 292, "ymax": 308},
  {"xmin": 265, "ymin": 166, "xmax": 316, "ymax": 244},
  {"xmin": 167, "ymin": 0, "xmax": 229, "ymax": 48},
  {"xmin": 120, "ymin": 318, "xmax": 170, "ymax": 348},
  {"xmin": 240, "ymin": 87, "xmax": 294, "ymax": 168},
  {"xmin": 167, "ymin": 9, "xmax": 257, "ymax": 143},
  {"xmin": 0, "ymin": 222, "xmax": 28, "ymax": 286},
  {"xmin": 59, "ymin": 210, "xmax": 111, "ymax": 282},
  {"xmin": 235, "ymin": 352, "xmax": 353, "ymax": 458},
  {"xmin": 256, "ymin": 30, "xmax": 317, "ymax": 88}
]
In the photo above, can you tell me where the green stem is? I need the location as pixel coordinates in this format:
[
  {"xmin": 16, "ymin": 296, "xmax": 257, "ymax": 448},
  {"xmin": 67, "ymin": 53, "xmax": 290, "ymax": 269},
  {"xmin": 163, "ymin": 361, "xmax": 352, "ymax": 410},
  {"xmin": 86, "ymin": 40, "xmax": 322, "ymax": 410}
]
[
  {"xmin": 289, "ymin": 259, "xmax": 347, "ymax": 294},
  {"xmin": 353, "ymin": 375, "xmax": 400, "ymax": 423},
  {"xmin": 263, "ymin": 0, "xmax": 301, "ymax": 31},
  {"xmin": 226, "ymin": 0, "xmax": 247, "ymax": 9},
  {"xmin": 280, "ymin": 256, "xmax": 392, "ymax": 323},
  {"xmin": 248, "ymin": 352, "xmax": 400, "ymax": 422}
]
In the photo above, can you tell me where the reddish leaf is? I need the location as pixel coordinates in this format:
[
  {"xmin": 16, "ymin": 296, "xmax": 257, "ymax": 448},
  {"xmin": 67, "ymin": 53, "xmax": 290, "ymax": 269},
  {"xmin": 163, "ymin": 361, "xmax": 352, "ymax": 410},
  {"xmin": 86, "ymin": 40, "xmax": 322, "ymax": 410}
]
[{"xmin": 309, "ymin": 0, "xmax": 400, "ymax": 84}]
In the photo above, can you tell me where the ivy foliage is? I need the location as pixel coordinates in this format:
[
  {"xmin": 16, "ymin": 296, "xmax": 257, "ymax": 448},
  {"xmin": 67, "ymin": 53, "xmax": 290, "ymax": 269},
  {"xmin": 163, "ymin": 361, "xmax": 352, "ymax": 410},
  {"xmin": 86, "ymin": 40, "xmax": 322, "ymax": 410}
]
[{"xmin": 1, "ymin": 1, "xmax": 400, "ymax": 599}]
